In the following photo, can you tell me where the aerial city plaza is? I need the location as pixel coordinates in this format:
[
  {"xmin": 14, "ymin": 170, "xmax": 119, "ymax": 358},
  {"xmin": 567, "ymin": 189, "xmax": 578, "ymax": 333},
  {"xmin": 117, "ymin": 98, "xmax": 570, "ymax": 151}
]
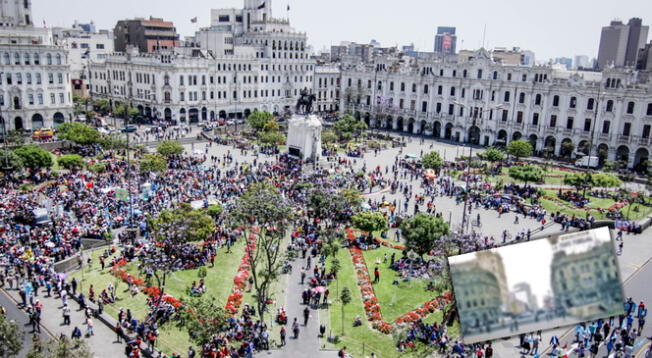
[{"xmin": 0, "ymin": 0, "xmax": 651, "ymax": 357}]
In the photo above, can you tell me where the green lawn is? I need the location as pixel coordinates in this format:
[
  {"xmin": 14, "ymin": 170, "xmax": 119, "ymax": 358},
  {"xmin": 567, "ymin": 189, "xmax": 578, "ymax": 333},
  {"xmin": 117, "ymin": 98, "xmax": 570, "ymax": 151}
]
[
  {"xmin": 321, "ymin": 246, "xmax": 452, "ymax": 358},
  {"xmin": 70, "ymin": 239, "xmax": 247, "ymax": 356},
  {"xmin": 361, "ymin": 246, "xmax": 437, "ymax": 323},
  {"xmin": 538, "ymin": 189, "xmax": 652, "ymax": 221}
]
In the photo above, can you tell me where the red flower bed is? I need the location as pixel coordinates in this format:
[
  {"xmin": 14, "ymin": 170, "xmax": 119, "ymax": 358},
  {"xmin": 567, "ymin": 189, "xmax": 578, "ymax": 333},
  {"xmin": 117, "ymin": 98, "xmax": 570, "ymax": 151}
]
[
  {"xmin": 109, "ymin": 260, "xmax": 184, "ymax": 309},
  {"xmin": 224, "ymin": 227, "xmax": 258, "ymax": 314}
]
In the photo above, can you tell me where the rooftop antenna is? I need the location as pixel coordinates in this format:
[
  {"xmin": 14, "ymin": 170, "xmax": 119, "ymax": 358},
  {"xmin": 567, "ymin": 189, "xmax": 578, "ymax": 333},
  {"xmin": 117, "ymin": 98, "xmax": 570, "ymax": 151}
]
[{"xmin": 481, "ymin": 24, "xmax": 487, "ymax": 49}]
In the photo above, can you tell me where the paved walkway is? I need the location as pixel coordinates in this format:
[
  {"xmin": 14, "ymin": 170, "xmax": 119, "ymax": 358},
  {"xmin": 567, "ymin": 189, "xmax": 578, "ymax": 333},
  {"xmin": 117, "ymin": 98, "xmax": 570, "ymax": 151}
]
[
  {"xmin": 2, "ymin": 282, "xmax": 127, "ymax": 358},
  {"xmin": 265, "ymin": 254, "xmax": 334, "ymax": 358}
]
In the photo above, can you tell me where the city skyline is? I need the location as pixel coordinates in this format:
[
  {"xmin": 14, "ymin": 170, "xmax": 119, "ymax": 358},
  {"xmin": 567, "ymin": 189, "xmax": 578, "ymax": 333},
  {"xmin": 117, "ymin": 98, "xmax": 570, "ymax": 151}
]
[{"xmin": 32, "ymin": 0, "xmax": 651, "ymax": 62}]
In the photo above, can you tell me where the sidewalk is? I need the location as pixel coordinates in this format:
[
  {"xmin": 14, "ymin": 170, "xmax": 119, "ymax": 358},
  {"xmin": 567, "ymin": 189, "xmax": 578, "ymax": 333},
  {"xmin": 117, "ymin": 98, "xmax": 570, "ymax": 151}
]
[
  {"xmin": 265, "ymin": 255, "xmax": 334, "ymax": 358},
  {"xmin": 1, "ymin": 284, "xmax": 127, "ymax": 358}
]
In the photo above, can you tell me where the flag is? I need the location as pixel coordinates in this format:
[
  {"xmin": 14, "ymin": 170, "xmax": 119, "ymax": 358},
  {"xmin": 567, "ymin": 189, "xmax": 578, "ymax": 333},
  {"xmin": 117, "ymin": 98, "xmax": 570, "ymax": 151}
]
[
  {"xmin": 190, "ymin": 17, "xmax": 198, "ymax": 23},
  {"xmin": 43, "ymin": 19, "xmax": 47, "ymax": 28},
  {"xmin": 257, "ymin": 1, "xmax": 265, "ymax": 9}
]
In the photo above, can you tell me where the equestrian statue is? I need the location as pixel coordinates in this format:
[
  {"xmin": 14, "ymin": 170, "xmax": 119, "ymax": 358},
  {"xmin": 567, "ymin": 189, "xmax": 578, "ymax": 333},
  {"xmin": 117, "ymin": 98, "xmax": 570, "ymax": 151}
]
[{"xmin": 295, "ymin": 89, "xmax": 316, "ymax": 114}]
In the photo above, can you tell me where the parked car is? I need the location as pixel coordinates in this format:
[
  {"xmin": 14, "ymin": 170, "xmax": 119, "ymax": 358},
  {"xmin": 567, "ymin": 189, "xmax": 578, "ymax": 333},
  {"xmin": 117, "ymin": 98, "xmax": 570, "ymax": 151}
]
[{"xmin": 121, "ymin": 125, "xmax": 137, "ymax": 133}]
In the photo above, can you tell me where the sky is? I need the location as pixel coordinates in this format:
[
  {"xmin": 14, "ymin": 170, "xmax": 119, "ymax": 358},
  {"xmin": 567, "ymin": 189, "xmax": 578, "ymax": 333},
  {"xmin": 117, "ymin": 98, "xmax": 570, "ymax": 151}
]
[{"xmin": 32, "ymin": 0, "xmax": 652, "ymax": 62}]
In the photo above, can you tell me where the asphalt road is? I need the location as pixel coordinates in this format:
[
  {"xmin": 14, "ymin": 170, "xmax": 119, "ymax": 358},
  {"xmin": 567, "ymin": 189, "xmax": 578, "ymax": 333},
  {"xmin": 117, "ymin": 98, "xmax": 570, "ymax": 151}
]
[{"xmin": 0, "ymin": 288, "xmax": 51, "ymax": 357}]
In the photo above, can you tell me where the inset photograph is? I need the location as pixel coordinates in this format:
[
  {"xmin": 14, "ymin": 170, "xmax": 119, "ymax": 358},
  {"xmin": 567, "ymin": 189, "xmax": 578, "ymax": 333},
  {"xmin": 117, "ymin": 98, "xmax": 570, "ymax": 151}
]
[{"xmin": 448, "ymin": 227, "xmax": 624, "ymax": 343}]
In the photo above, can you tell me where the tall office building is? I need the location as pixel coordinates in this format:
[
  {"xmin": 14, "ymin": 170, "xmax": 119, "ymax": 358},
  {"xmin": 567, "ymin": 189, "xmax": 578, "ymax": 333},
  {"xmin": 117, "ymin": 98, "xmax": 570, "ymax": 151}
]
[
  {"xmin": 434, "ymin": 26, "xmax": 456, "ymax": 56},
  {"xmin": 625, "ymin": 18, "xmax": 649, "ymax": 67},
  {"xmin": 597, "ymin": 18, "xmax": 649, "ymax": 69},
  {"xmin": 574, "ymin": 55, "xmax": 590, "ymax": 69},
  {"xmin": 113, "ymin": 17, "xmax": 180, "ymax": 53}
]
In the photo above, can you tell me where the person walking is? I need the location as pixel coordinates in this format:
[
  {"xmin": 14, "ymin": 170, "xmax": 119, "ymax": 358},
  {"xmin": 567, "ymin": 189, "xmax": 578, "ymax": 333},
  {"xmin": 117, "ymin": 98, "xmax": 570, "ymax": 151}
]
[
  {"xmin": 292, "ymin": 318, "xmax": 300, "ymax": 339},
  {"xmin": 62, "ymin": 304, "xmax": 71, "ymax": 325},
  {"xmin": 303, "ymin": 306, "xmax": 310, "ymax": 326},
  {"xmin": 373, "ymin": 266, "xmax": 380, "ymax": 284},
  {"xmin": 280, "ymin": 327, "xmax": 286, "ymax": 346},
  {"xmin": 86, "ymin": 317, "xmax": 94, "ymax": 337}
]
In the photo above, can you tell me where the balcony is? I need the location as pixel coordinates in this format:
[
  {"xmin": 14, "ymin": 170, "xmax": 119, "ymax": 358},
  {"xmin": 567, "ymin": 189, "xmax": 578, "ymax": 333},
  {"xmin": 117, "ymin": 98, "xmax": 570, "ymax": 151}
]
[
  {"xmin": 616, "ymin": 135, "xmax": 631, "ymax": 144},
  {"xmin": 598, "ymin": 133, "xmax": 611, "ymax": 141}
]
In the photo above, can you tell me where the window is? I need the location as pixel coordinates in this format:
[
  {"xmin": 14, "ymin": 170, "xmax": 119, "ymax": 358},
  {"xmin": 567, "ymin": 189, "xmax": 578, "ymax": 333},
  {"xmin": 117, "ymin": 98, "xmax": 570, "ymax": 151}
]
[
  {"xmin": 516, "ymin": 111, "xmax": 523, "ymax": 123},
  {"xmin": 37, "ymin": 93, "xmax": 43, "ymax": 104},
  {"xmin": 377, "ymin": 81, "xmax": 382, "ymax": 90},
  {"xmin": 437, "ymin": 85, "xmax": 442, "ymax": 95},
  {"xmin": 503, "ymin": 91, "xmax": 510, "ymax": 102},
  {"xmin": 623, "ymin": 122, "xmax": 631, "ymax": 136},
  {"xmin": 421, "ymin": 101, "xmax": 427, "ymax": 112},
  {"xmin": 626, "ymin": 101, "xmax": 635, "ymax": 114},
  {"xmin": 48, "ymin": 73, "xmax": 53, "ymax": 84},
  {"xmin": 411, "ymin": 83, "xmax": 416, "ymax": 93},
  {"xmin": 423, "ymin": 84, "xmax": 428, "ymax": 94},
  {"xmin": 33, "ymin": 53, "xmax": 39, "ymax": 65},
  {"xmin": 448, "ymin": 104, "xmax": 454, "ymax": 115},
  {"xmin": 96, "ymin": 43, "xmax": 105, "ymax": 49},
  {"xmin": 46, "ymin": 53, "xmax": 52, "ymax": 65},
  {"xmin": 522, "ymin": 74, "xmax": 527, "ymax": 82},
  {"xmin": 477, "ymin": 69, "xmax": 483, "ymax": 79},
  {"xmin": 535, "ymin": 94, "xmax": 542, "ymax": 105},
  {"xmin": 59, "ymin": 93, "xmax": 64, "ymax": 103},
  {"xmin": 180, "ymin": 92, "xmax": 185, "ymax": 101},
  {"xmin": 501, "ymin": 110, "xmax": 508, "ymax": 121},
  {"xmin": 180, "ymin": 76, "xmax": 184, "ymax": 86},
  {"xmin": 518, "ymin": 92, "xmax": 525, "ymax": 104},
  {"xmin": 647, "ymin": 103, "xmax": 652, "ymax": 116},
  {"xmin": 35, "ymin": 73, "xmax": 41, "ymax": 84},
  {"xmin": 643, "ymin": 125, "xmax": 651, "ymax": 139},
  {"xmin": 553, "ymin": 95, "xmax": 560, "ymax": 107},
  {"xmin": 57, "ymin": 73, "xmax": 63, "ymax": 84},
  {"xmin": 26, "ymin": 73, "xmax": 31, "ymax": 84},
  {"xmin": 602, "ymin": 121, "xmax": 610, "ymax": 134},
  {"xmin": 570, "ymin": 97, "xmax": 577, "ymax": 108},
  {"xmin": 55, "ymin": 54, "xmax": 61, "ymax": 65},
  {"xmin": 584, "ymin": 118, "xmax": 591, "ymax": 131},
  {"xmin": 28, "ymin": 94, "xmax": 34, "ymax": 105},
  {"xmin": 14, "ymin": 53, "xmax": 19, "ymax": 65},
  {"xmin": 450, "ymin": 87, "xmax": 455, "ymax": 96},
  {"xmin": 23, "ymin": 53, "xmax": 30, "ymax": 65},
  {"xmin": 2, "ymin": 53, "xmax": 9, "ymax": 65},
  {"xmin": 507, "ymin": 73, "xmax": 512, "ymax": 81},
  {"xmin": 436, "ymin": 102, "xmax": 441, "ymax": 113},
  {"xmin": 50, "ymin": 93, "xmax": 55, "ymax": 104},
  {"xmin": 400, "ymin": 82, "xmax": 405, "ymax": 92},
  {"xmin": 566, "ymin": 117, "xmax": 574, "ymax": 129},
  {"xmin": 492, "ymin": 71, "xmax": 498, "ymax": 80},
  {"xmin": 587, "ymin": 98, "xmax": 595, "ymax": 110},
  {"xmin": 16, "ymin": 73, "xmax": 21, "ymax": 84},
  {"xmin": 532, "ymin": 113, "xmax": 539, "ymax": 125},
  {"xmin": 218, "ymin": 15, "xmax": 230, "ymax": 22},
  {"xmin": 549, "ymin": 115, "xmax": 556, "ymax": 127},
  {"xmin": 606, "ymin": 100, "xmax": 614, "ymax": 112},
  {"xmin": 389, "ymin": 82, "xmax": 394, "ymax": 91}
]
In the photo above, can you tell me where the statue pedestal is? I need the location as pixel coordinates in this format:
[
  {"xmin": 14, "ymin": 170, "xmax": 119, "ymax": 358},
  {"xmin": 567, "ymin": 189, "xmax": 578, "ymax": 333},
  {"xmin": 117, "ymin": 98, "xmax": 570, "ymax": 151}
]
[{"xmin": 287, "ymin": 114, "xmax": 322, "ymax": 161}]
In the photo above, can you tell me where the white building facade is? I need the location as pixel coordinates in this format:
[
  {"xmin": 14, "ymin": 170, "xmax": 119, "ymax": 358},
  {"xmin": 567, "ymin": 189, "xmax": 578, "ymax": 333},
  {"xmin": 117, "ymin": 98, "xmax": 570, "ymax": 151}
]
[
  {"xmin": 340, "ymin": 49, "xmax": 652, "ymax": 169},
  {"xmin": 89, "ymin": 0, "xmax": 315, "ymax": 123},
  {"xmin": 313, "ymin": 65, "xmax": 340, "ymax": 114},
  {"xmin": 0, "ymin": 1, "xmax": 73, "ymax": 133}
]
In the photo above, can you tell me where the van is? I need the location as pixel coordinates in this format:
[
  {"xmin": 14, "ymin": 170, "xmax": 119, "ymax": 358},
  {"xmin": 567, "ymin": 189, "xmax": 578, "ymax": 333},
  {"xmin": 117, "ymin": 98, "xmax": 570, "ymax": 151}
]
[{"xmin": 574, "ymin": 156, "xmax": 599, "ymax": 168}]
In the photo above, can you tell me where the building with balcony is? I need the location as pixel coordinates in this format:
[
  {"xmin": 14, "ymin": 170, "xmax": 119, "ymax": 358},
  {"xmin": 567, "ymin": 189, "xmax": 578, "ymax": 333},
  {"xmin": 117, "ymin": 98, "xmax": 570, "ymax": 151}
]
[
  {"xmin": 339, "ymin": 48, "xmax": 652, "ymax": 169},
  {"xmin": 90, "ymin": 0, "xmax": 315, "ymax": 124},
  {"xmin": 0, "ymin": 0, "xmax": 73, "ymax": 133}
]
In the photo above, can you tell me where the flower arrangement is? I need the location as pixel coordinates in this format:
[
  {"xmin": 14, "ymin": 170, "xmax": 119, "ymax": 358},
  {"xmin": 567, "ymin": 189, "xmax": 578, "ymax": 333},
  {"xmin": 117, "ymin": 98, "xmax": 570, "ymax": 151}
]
[{"xmin": 224, "ymin": 227, "xmax": 258, "ymax": 314}]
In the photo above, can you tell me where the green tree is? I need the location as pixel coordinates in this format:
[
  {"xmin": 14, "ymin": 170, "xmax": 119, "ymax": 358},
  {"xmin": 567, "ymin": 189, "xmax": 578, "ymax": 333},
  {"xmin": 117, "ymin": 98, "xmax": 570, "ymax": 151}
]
[
  {"xmin": 257, "ymin": 131, "xmax": 285, "ymax": 146},
  {"xmin": 0, "ymin": 150, "xmax": 24, "ymax": 171},
  {"xmin": 321, "ymin": 130, "xmax": 338, "ymax": 144},
  {"xmin": 180, "ymin": 297, "xmax": 229, "ymax": 347},
  {"xmin": 591, "ymin": 172, "xmax": 622, "ymax": 188},
  {"xmin": 332, "ymin": 114, "xmax": 367, "ymax": 140},
  {"xmin": 422, "ymin": 151, "xmax": 444, "ymax": 170},
  {"xmin": 563, "ymin": 172, "xmax": 591, "ymax": 192},
  {"xmin": 140, "ymin": 153, "xmax": 168, "ymax": 173},
  {"xmin": 206, "ymin": 204, "xmax": 223, "ymax": 219},
  {"xmin": 508, "ymin": 165, "xmax": 545, "ymax": 186},
  {"xmin": 45, "ymin": 336, "xmax": 93, "ymax": 358},
  {"xmin": 57, "ymin": 154, "xmax": 85, "ymax": 170},
  {"xmin": 145, "ymin": 204, "xmax": 215, "ymax": 304},
  {"xmin": 480, "ymin": 147, "xmax": 505, "ymax": 163},
  {"xmin": 156, "ymin": 140, "xmax": 185, "ymax": 157},
  {"xmin": 7, "ymin": 130, "xmax": 25, "ymax": 145},
  {"xmin": 93, "ymin": 99, "xmax": 111, "ymax": 114},
  {"xmin": 560, "ymin": 141, "xmax": 575, "ymax": 158},
  {"xmin": 247, "ymin": 110, "xmax": 274, "ymax": 131},
  {"xmin": 230, "ymin": 182, "xmax": 293, "ymax": 322},
  {"xmin": 13, "ymin": 145, "xmax": 53, "ymax": 169},
  {"xmin": 400, "ymin": 213, "xmax": 450, "ymax": 256},
  {"xmin": 341, "ymin": 187, "xmax": 362, "ymax": 209},
  {"xmin": 56, "ymin": 122, "xmax": 101, "ymax": 145},
  {"xmin": 114, "ymin": 104, "xmax": 139, "ymax": 119},
  {"xmin": 507, "ymin": 139, "xmax": 533, "ymax": 159},
  {"xmin": 262, "ymin": 120, "xmax": 280, "ymax": 132},
  {"xmin": 351, "ymin": 210, "xmax": 387, "ymax": 237},
  {"xmin": 0, "ymin": 314, "xmax": 23, "ymax": 357},
  {"xmin": 340, "ymin": 286, "xmax": 352, "ymax": 335}
]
